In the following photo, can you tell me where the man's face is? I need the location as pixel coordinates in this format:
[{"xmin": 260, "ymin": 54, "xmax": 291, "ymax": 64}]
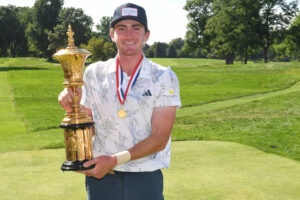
[{"xmin": 110, "ymin": 19, "xmax": 150, "ymax": 57}]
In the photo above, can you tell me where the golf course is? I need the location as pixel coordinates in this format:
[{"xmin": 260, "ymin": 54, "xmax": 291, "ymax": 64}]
[{"xmin": 1, "ymin": 57, "xmax": 300, "ymax": 199}]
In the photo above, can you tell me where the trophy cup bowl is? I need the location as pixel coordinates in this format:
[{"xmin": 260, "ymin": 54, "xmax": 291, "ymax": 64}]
[{"xmin": 53, "ymin": 25, "xmax": 94, "ymax": 171}]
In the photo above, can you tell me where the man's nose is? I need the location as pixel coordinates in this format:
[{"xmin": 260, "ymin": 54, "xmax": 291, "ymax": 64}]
[{"xmin": 124, "ymin": 29, "xmax": 135, "ymax": 37}]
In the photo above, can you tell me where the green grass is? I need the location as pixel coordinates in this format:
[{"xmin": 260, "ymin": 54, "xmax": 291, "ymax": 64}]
[
  {"xmin": 154, "ymin": 58, "xmax": 300, "ymax": 106},
  {"xmin": 0, "ymin": 59, "xmax": 63, "ymax": 152},
  {"xmin": 174, "ymin": 91, "xmax": 300, "ymax": 160},
  {"xmin": 3, "ymin": 57, "xmax": 65, "ymax": 132},
  {"xmin": 3, "ymin": 57, "xmax": 300, "ymax": 132},
  {"xmin": 1, "ymin": 57, "xmax": 300, "ymax": 161},
  {"xmin": 0, "ymin": 67, "xmax": 28, "ymax": 151},
  {"xmin": 1, "ymin": 141, "xmax": 300, "ymax": 200},
  {"xmin": 0, "ymin": 148, "xmax": 86, "ymax": 200},
  {"xmin": 164, "ymin": 141, "xmax": 300, "ymax": 200},
  {"xmin": 2, "ymin": 57, "xmax": 300, "ymax": 199}
]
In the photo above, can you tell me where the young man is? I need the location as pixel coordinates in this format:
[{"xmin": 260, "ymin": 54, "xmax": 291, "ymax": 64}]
[{"xmin": 58, "ymin": 3, "xmax": 181, "ymax": 200}]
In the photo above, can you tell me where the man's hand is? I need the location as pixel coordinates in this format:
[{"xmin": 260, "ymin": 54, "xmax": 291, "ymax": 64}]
[
  {"xmin": 58, "ymin": 87, "xmax": 82, "ymax": 112},
  {"xmin": 78, "ymin": 155, "xmax": 117, "ymax": 179}
]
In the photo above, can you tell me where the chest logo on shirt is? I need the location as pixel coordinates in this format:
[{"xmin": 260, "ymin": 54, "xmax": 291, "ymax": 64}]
[
  {"xmin": 169, "ymin": 90, "xmax": 174, "ymax": 95},
  {"xmin": 142, "ymin": 89, "xmax": 152, "ymax": 96},
  {"xmin": 162, "ymin": 89, "xmax": 176, "ymax": 97}
]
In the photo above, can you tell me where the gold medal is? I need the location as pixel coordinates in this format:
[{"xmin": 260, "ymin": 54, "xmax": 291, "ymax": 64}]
[
  {"xmin": 118, "ymin": 109, "xmax": 127, "ymax": 118},
  {"xmin": 116, "ymin": 56, "xmax": 143, "ymax": 119}
]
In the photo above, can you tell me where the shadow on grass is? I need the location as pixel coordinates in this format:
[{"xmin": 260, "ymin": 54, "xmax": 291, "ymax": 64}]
[
  {"xmin": 41, "ymin": 142, "xmax": 64, "ymax": 150},
  {"xmin": 0, "ymin": 67, "xmax": 48, "ymax": 71}
]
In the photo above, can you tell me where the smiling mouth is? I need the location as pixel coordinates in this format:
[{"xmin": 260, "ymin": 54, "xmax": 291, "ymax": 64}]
[{"xmin": 124, "ymin": 42, "xmax": 136, "ymax": 45}]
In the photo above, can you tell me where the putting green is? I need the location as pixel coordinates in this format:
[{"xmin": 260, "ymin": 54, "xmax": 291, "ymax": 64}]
[
  {"xmin": 164, "ymin": 141, "xmax": 300, "ymax": 200},
  {"xmin": 1, "ymin": 141, "xmax": 300, "ymax": 200}
]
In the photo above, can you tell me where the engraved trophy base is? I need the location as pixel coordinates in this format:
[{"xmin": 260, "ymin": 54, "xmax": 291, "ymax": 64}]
[
  {"xmin": 60, "ymin": 122, "xmax": 95, "ymax": 172},
  {"xmin": 61, "ymin": 160, "xmax": 95, "ymax": 171}
]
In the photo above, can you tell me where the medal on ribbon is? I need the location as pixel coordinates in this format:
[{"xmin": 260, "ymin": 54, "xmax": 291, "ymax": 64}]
[{"xmin": 116, "ymin": 56, "xmax": 143, "ymax": 118}]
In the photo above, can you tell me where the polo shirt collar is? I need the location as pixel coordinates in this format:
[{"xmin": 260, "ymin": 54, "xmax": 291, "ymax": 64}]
[{"xmin": 139, "ymin": 55, "xmax": 151, "ymax": 79}]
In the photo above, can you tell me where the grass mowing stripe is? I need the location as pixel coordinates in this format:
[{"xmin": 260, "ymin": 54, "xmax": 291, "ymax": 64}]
[
  {"xmin": 177, "ymin": 81, "xmax": 300, "ymax": 117},
  {"xmin": 0, "ymin": 63, "xmax": 63, "ymax": 152},
  {"xmin": 0, "ymin": 70, "xmax": 27, "ymax": 143},
  {"xmin": 1, "ymin": 141, "xmax": 300, "ymax": 200}
]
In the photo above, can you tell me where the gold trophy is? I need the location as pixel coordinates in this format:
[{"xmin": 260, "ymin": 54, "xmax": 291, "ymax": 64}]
[{"xmin": 53, "ymin": 25, "xmax": 94, "ymax": 171}]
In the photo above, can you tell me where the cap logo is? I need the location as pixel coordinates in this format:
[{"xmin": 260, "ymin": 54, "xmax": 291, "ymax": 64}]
[{"xmin": 121, "ymin": 7, "xmax": 138, "ymax": 17}]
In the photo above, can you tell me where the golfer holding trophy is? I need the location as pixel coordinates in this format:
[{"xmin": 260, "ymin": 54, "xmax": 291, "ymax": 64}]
[{"xmin": 57, "ymin": 3, "xmax": 181, "ymax": 200}]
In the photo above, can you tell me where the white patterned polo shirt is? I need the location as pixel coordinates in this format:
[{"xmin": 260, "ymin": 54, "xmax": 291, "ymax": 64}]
[{"xmin": 81, "ymin": 55, "xmax": 181, "ymax": 172}]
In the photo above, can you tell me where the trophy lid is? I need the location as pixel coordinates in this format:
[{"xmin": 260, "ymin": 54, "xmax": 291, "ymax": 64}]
[{"xmin": 53, "ymin": 24, "xmax": 91, "ymax": 57}]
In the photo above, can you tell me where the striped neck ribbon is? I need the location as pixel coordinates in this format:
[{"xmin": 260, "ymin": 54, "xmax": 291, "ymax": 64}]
[{"xmin": 116, "ymin": 55, "xmax": 143, "ymax": 105}]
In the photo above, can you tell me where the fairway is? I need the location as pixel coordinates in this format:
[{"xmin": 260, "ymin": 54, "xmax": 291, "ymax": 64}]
[
  {"xmin": 0, "ymin": 60, "xmax": 28, "ymax": 152},
  {"xmin": 1, "ymin": 141, "xmax": 300, "ymax": 200}
]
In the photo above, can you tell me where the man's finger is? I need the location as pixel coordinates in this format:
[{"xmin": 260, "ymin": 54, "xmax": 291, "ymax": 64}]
[
  {"xmin": 67, "ymin": 88, "xmax": 75, "ymax": 98},
  {"xmin": 59, "ymin": 99, "xmax": 72, "ymax": 112},
  {"xmin": 83, "ymin": 159, "xmax": 96, "ymax": 168},
  {"xmin": 66, "ymin": 94, "xmax": 73, "ymax": 103},
  {"xmin": 75, "ymin": 87, "xmax": 82, "ymax": 93}
]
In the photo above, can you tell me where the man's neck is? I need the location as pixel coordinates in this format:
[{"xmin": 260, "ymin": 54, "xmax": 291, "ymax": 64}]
[{"xmin": 117, "ymin": 53, "xmax": 143, "ymax": 76}]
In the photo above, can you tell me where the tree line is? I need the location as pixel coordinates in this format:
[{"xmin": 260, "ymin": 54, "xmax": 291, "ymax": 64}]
[
  {"xmin": 184, "ymin": 0, "xmax": 300, "ymax": 64},
  {"xmin": 0, "ymin": 0, "xmax": 194, "ymax": 62},
  {"xmin": 0, "ymin": 0, "xmax": 299, "ymax": 64},
  {"xmin": 0, "ymin": 0, "xmax": 113, "ymax": 61}
]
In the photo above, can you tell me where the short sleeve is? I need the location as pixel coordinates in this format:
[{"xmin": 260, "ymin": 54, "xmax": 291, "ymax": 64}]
[{"xmin": 154, "ymin": 67, "xmax": 181, "ymax": 108}]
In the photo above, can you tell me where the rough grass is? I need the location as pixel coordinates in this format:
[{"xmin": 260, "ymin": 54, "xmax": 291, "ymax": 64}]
[
  {"xmin": 174, "ymin": 91, "xmax": 300, "ymax": 160},
  {"xmin": 153, "ymin": 58, "xmax": 300, "ymax": 106}
]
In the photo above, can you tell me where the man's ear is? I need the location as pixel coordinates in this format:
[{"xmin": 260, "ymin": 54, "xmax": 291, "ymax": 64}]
[
  {"xmin": 110, "ymin": 30, "xmax": 115, "ymax": 42},
  {"xmin": 144, "ymin": 30, "xmax": 150, "ymax": 43}
]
